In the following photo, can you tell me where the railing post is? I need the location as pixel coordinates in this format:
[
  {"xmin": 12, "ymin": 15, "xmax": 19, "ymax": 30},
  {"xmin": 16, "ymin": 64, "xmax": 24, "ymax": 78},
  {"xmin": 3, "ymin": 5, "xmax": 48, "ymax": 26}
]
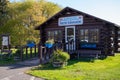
[
  {"xmin": 26, "ymin": 46, "xmax": 28, "ymax": 59},
  {"xmin": 39, "ymin": 45, "xmax": 43, "ymax": 64},
  {"xmin": 68, "ymin": 42, "xmax": 69, "ymax": 52},
  {"xmin": 30, "ymin": 47, "xmax": 32, "ymax": 58},
  {"xmin": 34, "ymin": 45, "xmax": 37, "ymax": 57},
  {"xmin": 38, "ymin": 44, "xmax": 40, "ymax": 57},
  {"xmin": 73, "ymin": 41, "xmax": 74, "ymax": 50},
  {"xmin": 20, "ymin": 46, "xmax": 24, "ymax": 61}
]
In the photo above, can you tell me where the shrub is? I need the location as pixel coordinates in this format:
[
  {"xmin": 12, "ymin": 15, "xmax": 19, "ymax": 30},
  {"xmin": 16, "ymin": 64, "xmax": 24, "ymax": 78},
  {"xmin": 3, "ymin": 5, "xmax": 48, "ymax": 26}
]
[
  {"xmin": 50, "ymin": 49, "xmax": 70, "ymax": 63},
  {"xmin": 27, "ymin": 40, "xmax": 35, "ymax": 44},
  {"xmin": 15, "ymin": 49, "xmax": 21, "ymax": 57},
  {"xmin": 45, "ymin": 39, "xmax": 54, "ymax": 44}
]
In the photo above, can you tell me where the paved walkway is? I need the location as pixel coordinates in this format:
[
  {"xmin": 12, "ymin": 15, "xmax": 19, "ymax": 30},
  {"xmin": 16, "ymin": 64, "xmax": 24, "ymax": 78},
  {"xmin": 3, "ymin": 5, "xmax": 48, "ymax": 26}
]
[{"xmin": 0, "ymin": 58, "xmax": 44, "ymax": 80}]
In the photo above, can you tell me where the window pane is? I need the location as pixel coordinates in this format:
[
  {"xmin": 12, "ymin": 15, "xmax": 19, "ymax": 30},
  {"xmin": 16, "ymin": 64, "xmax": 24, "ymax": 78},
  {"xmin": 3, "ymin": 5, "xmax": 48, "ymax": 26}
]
[
  {"xmin": 80, "ymin": 29, "xmax": 99, "ymax": 43},
  {"xmin": 67, "ymin": 28, "xmax": 74, "ymax": 37},
  {"xmin": 80, "ymin": 30, "xmax": 84, "ymax": 35},
  {"xmin": 89, "ymin": 29, "xmax": 99, "ymax": 42},
  {"xmin": 47, "ymin": 31, "xmax": 51, "ymax": 39},
  {"xmin": 84, "ymin": 29, "xmax": 88, "ymax": 42},
  {"xmin": 47, "ymin": 30, "xmax": 62, "ymax": 42},
  {"xmin": 80, "ymin": 30, "xmax": 84, "ymax": 42},
  {"xmin": 47, "ymin": 31, "xmax": 54, "ymax": 40},
  {"xmin": 58, "ymin": 30, "xmax": 62, "ymax": 41},
  {"xmin": 80, "ymin": 29, "xmax": 88, "ymax": 42},
  {"xmin": 54, "ymin": 31, "xmax": 58, "ymax": 41}
]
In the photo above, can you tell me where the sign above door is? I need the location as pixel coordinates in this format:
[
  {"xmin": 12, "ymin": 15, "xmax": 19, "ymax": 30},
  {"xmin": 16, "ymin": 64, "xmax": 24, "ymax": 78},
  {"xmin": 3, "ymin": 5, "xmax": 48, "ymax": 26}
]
[{"xmin": 58, "ymin": 15, "xmax": 83, "ymax": 26}]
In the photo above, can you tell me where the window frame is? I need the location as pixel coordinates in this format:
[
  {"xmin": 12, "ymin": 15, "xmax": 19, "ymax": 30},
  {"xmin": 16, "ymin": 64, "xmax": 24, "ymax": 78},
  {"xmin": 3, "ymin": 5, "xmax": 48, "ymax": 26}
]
[
  {"xmin": 46, "ymin": 29, "xmax": 63, "ymax": 42},
  {"xmin": 79, "ymin": 28, "xmax": 99, "ymax": 43}
]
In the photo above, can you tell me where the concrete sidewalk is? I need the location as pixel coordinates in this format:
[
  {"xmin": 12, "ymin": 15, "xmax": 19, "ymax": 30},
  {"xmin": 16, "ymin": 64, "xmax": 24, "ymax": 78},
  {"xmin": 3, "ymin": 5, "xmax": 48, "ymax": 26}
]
[
  {"xmin": 17, "ymin": 58, "xmax": 40, "ymax": 66},
  {"xmin": 0, "ymin": 58, "xmax": 44, "ymax": 80}
]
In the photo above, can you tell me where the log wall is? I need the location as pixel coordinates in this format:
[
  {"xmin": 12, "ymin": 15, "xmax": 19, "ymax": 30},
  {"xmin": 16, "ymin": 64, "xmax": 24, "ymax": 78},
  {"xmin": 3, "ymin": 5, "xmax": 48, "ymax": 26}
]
[{"xmin": 39, "ymin": 9, "xmax": 118, "ymax": 56}]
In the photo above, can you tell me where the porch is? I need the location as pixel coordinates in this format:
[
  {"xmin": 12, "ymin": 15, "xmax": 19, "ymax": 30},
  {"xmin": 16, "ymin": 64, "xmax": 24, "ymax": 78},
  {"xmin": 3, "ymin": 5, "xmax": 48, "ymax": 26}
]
[{"xmin": 39, "ymin": 41, "xmax": 101, "ymax": 64}]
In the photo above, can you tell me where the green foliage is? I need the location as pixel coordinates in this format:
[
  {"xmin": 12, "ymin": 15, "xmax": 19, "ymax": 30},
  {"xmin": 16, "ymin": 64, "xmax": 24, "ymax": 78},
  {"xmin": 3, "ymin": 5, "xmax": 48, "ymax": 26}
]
[
  {"xmin": 15, "ymin": 49, "xmax": 21, "ymax": 57},
  {"xmin": 0, "ymin": 0, "xmax": 9, "ymax": 26},
  {"xmin": 50, "ymin": 49, "xmax": 70, "ymax": 62},
  {"xmin": 0, "ymin": 58, "xmax": 15, "ymax": 66},
  {"xmin": 28, "ymin": 54, "xmax": 120, "ymax": 80},
  {"xmin": 42, "ymin": 1, "xmax": 62, "ymax": 18},
  {"xmin": 27, "ymin": 40, "xmax": 35, "ymax": 44},
  {"xmin": 0, "ymin": 0, "xmax": 61, "ymax": 46},
  {"xmin": 45, "ymin": 39, "xmax": 54, "ymax": 44}
]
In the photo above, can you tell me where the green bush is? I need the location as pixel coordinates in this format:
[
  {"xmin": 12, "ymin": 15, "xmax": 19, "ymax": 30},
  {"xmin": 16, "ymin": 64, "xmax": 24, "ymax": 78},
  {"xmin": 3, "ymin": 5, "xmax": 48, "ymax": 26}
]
[
  {"xmin": 45, "ymin": 39, "xmax": 54, "ymax": 44},
  {"xmin": 15, "ymin": 49, "xmax": 21, "ymax": 57},
  {"xmin": 50, "ymin": 49, "xmax": 70, "ymax": 63},
  {"xmin": 27, "ymin": 40, "xmax": 35, "ymax": 44}
]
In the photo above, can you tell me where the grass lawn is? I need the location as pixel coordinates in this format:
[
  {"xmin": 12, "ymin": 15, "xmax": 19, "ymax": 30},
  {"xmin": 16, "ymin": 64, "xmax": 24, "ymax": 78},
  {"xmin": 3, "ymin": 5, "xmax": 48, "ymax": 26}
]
[
  {"xmin": 0, "ymin": 49, "xmax": 17, "ymax": 65},
  {"xmin": 27, "ymin": 54, "xmax": 120, "ymax": 80},
  {"xmin": 0, "ymin": 58, "xmax": 16, "ymax": 66}
]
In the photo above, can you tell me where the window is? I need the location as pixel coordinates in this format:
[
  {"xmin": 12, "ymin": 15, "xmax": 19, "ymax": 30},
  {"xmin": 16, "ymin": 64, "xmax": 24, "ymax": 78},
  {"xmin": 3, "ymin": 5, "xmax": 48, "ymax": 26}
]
[
  {"xmin": 80, "ymin": 29, "xmax": 99, "ymax": 43},
  {"xmin": 48, "ymin": 31, "xmax": 54, "ymax": 40},
  {"xmin": 47, "ymin": 30, "xmax": 62, "ymax": 42},
  {"xmin": 80, "ymin": 29, "xmax": 88, "ymax": 42},
  {"xmin": 89, "ymin": 29, "xmax": 99, "ymax": 42}
]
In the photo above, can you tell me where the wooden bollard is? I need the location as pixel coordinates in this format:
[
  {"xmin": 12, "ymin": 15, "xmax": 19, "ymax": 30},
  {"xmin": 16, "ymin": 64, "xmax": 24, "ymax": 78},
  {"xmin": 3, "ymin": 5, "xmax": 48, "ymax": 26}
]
[
  {"xmin": 26, "ymin": 46, "xmax": 28, "ymax": 59},
  {"xmin": 20, "ymin": 46, "xmax": 24, "ymax": 61},
  {"xmin": 34, "ymin": 45, "xmax": 37, "ymax": 57},
  {"xmin": 30, "ymin": 47, "xmax": 32, "ymax": 58},
  {"xmin": 39, "ymin": 46, "xmax": 43, "ymax": 64}
]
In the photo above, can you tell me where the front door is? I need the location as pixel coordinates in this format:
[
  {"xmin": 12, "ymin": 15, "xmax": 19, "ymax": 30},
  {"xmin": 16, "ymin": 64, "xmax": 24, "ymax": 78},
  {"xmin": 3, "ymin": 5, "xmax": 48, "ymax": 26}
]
[{"xmin": 65, "ymin": 26, "xmax": 75, "ymax": 50}]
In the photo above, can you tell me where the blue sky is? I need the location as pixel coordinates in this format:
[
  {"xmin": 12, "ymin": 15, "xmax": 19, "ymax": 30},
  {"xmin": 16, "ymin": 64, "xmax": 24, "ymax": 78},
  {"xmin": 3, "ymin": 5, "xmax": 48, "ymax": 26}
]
[{"xmin": 10, "ymin": 0, "xmax": 120, "ymax": 25}]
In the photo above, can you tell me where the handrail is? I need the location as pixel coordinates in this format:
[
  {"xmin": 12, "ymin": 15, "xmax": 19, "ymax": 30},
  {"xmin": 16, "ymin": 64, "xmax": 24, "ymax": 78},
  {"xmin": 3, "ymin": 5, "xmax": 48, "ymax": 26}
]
[
  {"xmin": 54, "ymin": 41, "xmax": 64, "ymax": 50},
  {"xmin": 64, "ymin": 40, "xmax": 75, "ymax": 53}
]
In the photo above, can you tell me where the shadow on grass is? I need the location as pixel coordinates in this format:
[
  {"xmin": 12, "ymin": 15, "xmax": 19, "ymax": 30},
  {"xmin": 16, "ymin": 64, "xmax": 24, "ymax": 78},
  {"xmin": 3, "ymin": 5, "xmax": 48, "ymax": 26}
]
[
  {"xmin": 31, "ymin": 58, "xmax": 98, "ymax": 71},
  {"xmin": 0, "ymin": 58, "xmax": 15, "ymax": 66},
  {"xmin": 32, "ymin": 55, "xmax": 108, "ymax": 71},
  {"xmin": 99, "ymin": 55, "xmax": 107, "ymax": 60}
]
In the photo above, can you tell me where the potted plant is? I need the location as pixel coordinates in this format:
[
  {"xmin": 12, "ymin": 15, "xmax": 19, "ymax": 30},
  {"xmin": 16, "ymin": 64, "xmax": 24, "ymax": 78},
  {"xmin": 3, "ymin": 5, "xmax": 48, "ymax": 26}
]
[
  {"xmin": 45, "ymin": 39, "xmax": 54, "ymax": 48},
  {"xmin": 50, "ymin": 49, "xmax": 70, "ymax": 67}
]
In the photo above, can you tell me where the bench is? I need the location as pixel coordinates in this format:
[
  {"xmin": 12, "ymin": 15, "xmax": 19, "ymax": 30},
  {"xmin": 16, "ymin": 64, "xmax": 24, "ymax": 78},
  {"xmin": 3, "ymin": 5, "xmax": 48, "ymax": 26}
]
[{"xmin": 77, "ymin": 50, "xmax": 101, "ymax": 60}]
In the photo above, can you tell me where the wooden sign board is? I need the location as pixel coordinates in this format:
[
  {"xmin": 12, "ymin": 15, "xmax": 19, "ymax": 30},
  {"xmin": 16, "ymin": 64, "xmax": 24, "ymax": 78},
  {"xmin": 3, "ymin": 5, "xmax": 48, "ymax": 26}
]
[{"xmin": 58, "ymin": 15, "xmax": 83, "ymax": 26}]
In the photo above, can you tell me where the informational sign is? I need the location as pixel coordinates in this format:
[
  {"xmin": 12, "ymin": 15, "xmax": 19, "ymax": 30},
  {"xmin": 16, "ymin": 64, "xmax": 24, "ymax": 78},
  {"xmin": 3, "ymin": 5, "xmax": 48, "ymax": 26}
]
[
  {"xmin": 58, "ymin": 15, "xmax": 83, "ymax": 26},
  {"xmin": 2, "ymin": 36, "xmax": 9, "ymax": 46}
]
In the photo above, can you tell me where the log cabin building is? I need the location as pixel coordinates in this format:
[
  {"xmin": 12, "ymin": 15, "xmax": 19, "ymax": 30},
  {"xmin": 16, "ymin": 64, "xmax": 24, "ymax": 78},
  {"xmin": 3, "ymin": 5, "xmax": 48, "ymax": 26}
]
[{"xmin": 35, "ymin": 7, "xmax": 120, "ymax": 59}]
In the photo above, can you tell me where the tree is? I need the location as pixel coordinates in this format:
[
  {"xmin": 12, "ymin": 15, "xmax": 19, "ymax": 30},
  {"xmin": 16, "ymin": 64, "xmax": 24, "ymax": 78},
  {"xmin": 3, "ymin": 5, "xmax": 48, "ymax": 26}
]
[
  {"xmin": 0, "ymin": 0, "xmax": 9, "ymax": 26},
  {"xmin": 42, "ymin": 1, "xmax": 61, "ymax": 18},
  {"xmin": 0, "ymin": 0, "xmax": 61, "ymax": 46}
]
